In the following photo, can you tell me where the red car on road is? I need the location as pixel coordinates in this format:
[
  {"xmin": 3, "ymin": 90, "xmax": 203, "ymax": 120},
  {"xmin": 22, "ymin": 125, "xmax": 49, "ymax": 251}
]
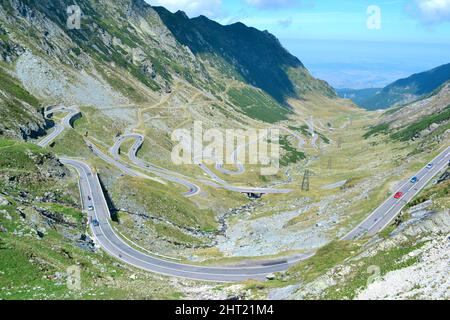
[{"xmin": 394, "ymin": 192, "xmax": 404, "ymax": 199}]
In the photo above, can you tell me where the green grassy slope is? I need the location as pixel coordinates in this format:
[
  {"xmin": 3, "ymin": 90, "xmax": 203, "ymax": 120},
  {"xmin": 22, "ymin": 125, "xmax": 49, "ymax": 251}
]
[
  {"xmin": 0, "ymin": 138, "xmax": 188, "ymax": 299},
  {"xmin": 359, "ymin": 63, "xmax": 450, "ymax": 110},
  {"xmin": 0, "ymin": 66, "xmax": 44, "ymax": 139},
  {"xmin": 227, "ymin": 87, "xmax": 291, "ymax": 123},
  {"xmin": 364, "ymin": 105, "xmax": 450, "ymax": 142}
]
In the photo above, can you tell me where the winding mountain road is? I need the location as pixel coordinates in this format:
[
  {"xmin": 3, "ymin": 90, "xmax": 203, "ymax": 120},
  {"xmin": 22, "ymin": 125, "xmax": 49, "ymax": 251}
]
[
  {"xmin": 214, "ymin": 138, "xmax": 247, "ymax": 175},
  {"xmin": 60, "ymin": 158, "xmax": 313, "ymax": 282},
  {"xmin": 35, "ymin": 106, "xmax": 450, "ymax": 282},
  {"xmin": 305, "ymin": 116, "xmax": 318, "ymax": 149},
  {"xmin": 110, "ymin": 133, "xmax": 200, "ymax": 197},
  {"xmin": 112, "ymin": 133, "xmax": 292, "ymax": 195},
  {"xmin": 61, "ymin": 145, "xmax": 449, "ymax": 281},
  {"xmin": 37, "ymin": 105, "xmax": 80, "ymax": 147},
  {"xmin": 86, "ymin": 140, "xmax": 155, "ymax": 180}
]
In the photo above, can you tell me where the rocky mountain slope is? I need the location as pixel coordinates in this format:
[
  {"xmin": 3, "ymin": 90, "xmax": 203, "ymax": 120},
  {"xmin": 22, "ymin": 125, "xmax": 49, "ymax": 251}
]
[
  {"xmin": 1, "ymin": 0, "xmax": 203, "ymax": 99},
  {"xmin": 0, "ymin": 64, "xmax": 48, "ymax": 140},
  {"xmin": 264, "ymin": 169, "xmax": 450, "ymax": 300},
  {"xmin": 364, "ymin": 81, "xmax": 450, "ymax": 151},
  {"xmin": 1, "ymin": 0, "xmax": 448, "ymax": 301},
  {"xmin": 154, "ymin": 6, "xmax": 336, "ymax": 103},
  {"xmin": 0, "ymin": 139, "xmax": 222, "ymax": 299},
  {"xmin": 0, "ymin": 0, "xmax": 336, "ymax": 141},
  {"xmin": 0, "ymin": 22, "xmax": 47, "ymax": 140},
  {"xmin": 345, "ymin": 63, "xmax": 450, "ymax": 110}
]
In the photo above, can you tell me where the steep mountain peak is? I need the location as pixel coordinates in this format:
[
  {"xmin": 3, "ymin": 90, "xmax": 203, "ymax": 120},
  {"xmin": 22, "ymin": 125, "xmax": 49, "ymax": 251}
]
[
  {"xmin": 174, "ymin": 10, "xmax": 189, "ymax": 19},
  {"xmin": 153, "ymin": 5, "xmax": 333, "ymax": 103},
  {"xmin": 0, "ymin": 0, "xmax": 336, "ymax": 139}
]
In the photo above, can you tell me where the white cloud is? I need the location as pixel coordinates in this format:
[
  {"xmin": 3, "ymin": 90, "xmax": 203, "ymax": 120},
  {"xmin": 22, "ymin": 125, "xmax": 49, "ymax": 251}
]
[
  {"xmin": 246, "ymin": 0, "xmax": 296, "ymax": 10},
  {"xmin": 147, "ymin": 0, "xmax": 222, "ymax": 18},
  {"xmin": 246, "ymin": 0, "xmax": 312, "ymax": 10},
  {"xmin": 407, "ymin": 0, "xmax": 450, "ymax": 24}
]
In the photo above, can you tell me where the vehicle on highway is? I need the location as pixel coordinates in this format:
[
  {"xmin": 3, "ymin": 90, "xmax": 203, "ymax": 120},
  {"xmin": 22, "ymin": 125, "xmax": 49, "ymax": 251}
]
[
  {"xmin": 394, "ymin": 192, "xmax": 404, "ymax": 199},
  {"xmin": 92, "ymin": 219, "xmax": 100, "ymax": 227},
  {"xmin": 88, "ymin": 205, "xmax": 94, "ymax": 211},
  {"xmin": 426, "ymin": 163, "xmax": 433, "ymax": 169},
  {"xmin": 410, "ymin": 176, "xmax": 418, "ymax": 184}
]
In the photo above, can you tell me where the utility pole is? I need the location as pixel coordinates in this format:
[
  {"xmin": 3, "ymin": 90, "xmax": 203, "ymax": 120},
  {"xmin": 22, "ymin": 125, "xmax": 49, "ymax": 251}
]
[{"xmin": 302, "ymin": 169, "xmax": 310, "ymax": 192}]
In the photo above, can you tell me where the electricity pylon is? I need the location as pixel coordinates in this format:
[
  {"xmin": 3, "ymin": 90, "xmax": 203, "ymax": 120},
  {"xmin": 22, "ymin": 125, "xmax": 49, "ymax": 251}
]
[{"xmin": 301, "ymin": 169, "xmax": 310, "ymax": 192}]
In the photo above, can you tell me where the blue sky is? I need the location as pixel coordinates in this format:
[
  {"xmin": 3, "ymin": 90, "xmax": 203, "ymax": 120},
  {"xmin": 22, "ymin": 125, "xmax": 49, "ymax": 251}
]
[{"xmin": 147, "ymin": 0, "xmax": 450, "ymax": 88}]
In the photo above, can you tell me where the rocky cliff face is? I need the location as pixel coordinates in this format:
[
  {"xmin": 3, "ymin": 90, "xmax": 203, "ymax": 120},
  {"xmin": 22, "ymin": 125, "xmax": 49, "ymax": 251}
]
[
  {"xmin": 0, "ymin": 0, "xmax": 337, "ymax": 139},
  {"xmin": 154, "ymin": 6, "xmax": 336, "ymax": 103},
  {"xmin": 0, "ymin": 56, "xmax": 47, "ymax": 140},
  {"xmin": 0, "ymin": 25, "xmax": 24, "ymax": 62},
  {"xmin": 0, "ymin": 0, "xmax": 214, "ymax": 92}
]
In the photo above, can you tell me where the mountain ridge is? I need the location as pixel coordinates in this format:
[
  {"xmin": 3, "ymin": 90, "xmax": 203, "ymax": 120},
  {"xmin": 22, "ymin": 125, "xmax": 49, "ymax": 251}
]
[
  {"xmin": 153, "ymin": 5, "xmax": 335, "ymax": 103},
  {"xmin": 342, "ymin": 62, "xmax": 450, "ymax": 110},
  {"xmin": 0, "ymin": 0, "xmax": 337, "ymax": 140},
  {"xmin": 0, "ymin": 0, "xmax": 449, "ymax": 301}
]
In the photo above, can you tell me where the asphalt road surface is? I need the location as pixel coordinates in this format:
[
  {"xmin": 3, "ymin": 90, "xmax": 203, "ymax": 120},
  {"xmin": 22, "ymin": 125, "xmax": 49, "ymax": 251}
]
[
  {"xmin": 86, "ymin": 141, "xmax": 153, "ymax": 180},
  {"xmin": 342, "ymin": 146, "xmax": 450, "ymax": 240},
  {"xmin": 62, "ymin": 145, "xmax": 448, "ymax": 281},
  {"xmin": 60, "ymin": 158, "xmax": 312, "ymax": 282},
  {"xmin": 113, "ymin": 134, "xmax": 292, "ymax": 195},
  {"xmin": 37, "ymin": 106, "xmax": 80, "ymax": 147},
  {"xmin": 35, "ymin": 109, "xmax": 449, "ymax": 281},
  {"xmin": 110, "ymin": 134, "xmax": 201, "ymax": 197},
  {"xmin": 214, "ymin": 131, "xmax": 271, "ymax": 175}
]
